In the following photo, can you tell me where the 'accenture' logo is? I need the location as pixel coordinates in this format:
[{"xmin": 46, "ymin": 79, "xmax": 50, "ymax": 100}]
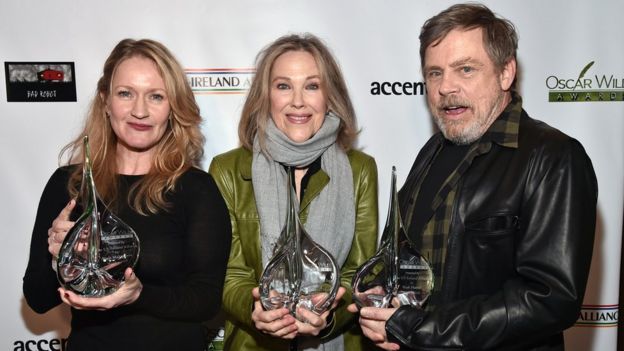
[
  {"xmin": 370, "ymin": 81, "xmax": 426, "ymax": 96},
  {"xmin": 13, "ymin": 337, "xmax": 67, "ymax": 351}
]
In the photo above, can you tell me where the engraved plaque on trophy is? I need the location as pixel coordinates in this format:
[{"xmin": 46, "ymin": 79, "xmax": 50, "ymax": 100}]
[
  {"xmin": 352, "ymin": 166, "xmax": 434, "ymax": 308},
  {"xmin": 259, "ymin": 167, "xmax": 340, "ymax": 320},
  {"xmin": 56, "ymin": 136, "xmax": 140, "ymax": 297}
]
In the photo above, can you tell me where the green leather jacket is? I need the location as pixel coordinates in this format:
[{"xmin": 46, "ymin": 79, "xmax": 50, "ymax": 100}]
[{"xmin": 209, "ymin": 147, "xmax": 378, "ymax": 351}]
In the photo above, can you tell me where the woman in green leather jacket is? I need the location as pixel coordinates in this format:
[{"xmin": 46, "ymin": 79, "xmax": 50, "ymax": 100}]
[{"xmin": 209, "ymin": 33, "xmax": 378, "ymax": 351}]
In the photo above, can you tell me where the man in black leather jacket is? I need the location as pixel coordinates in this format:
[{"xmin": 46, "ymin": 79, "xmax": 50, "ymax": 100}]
[{"xmin": 351, "ymin": 3, "xmax": 598, "ymax": 350}]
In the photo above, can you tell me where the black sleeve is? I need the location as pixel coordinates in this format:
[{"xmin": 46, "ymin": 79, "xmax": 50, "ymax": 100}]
[
  {"xmin": 23, "ymin": 168, "xmax": 71, "ymax": 313},
  {"xmin": 133, "ymin": 170, "xmax": 232, "ymax": 321}
]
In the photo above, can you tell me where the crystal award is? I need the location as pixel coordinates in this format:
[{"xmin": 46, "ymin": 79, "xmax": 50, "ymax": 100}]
[
  {"xmin": 56, "ymin": 135, "xmax": 140, "ymax": 297},
  {"xmin": 259, "ymin": 167, "xmax": 340, "ymax": 319},
  {"xmin": 352, "ymin": 166, "xmax": 434, "ymax": 308}
]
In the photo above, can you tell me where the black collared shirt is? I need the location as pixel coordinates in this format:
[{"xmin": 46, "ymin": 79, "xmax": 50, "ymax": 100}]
[{"xmin": 284, "ymin": 156, "xmax": 322, "ymax": 203}]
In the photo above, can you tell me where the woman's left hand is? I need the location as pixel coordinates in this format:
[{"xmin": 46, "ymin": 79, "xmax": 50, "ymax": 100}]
[
  {"xmin": 295, "ymin": 286, "xmax": 345, "ymax": 336},
  {"xmin": 58, "ymin": 268, "xmax": 142, "ymax": 310}
]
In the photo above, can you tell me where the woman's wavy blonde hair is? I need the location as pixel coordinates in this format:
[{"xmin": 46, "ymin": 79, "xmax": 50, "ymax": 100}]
[
  {"xmin": 61, "ymin": 38, "xmax": 204, "ymax": 215},
  {"xmin": 238, "ymin": 33, "xmax": 357, "ymax": 152}
]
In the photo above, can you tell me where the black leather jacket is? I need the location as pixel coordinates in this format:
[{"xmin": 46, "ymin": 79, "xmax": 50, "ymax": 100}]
[{"xmin": 388, "ymin": 108, "xmax": 598, "ymax": 350}]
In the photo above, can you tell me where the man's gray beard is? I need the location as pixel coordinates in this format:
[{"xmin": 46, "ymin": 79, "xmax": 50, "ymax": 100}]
[
  {"xmin": 434, "ymin": 116, "xmax": 487, "ymax": 145},
  {"xmin": 432, "ymin": 92, "xmax": 506, "ymax": 145}
]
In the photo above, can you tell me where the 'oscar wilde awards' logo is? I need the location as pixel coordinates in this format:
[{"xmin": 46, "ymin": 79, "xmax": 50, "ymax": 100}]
[
  {"xmin": 546, "ymin": 61, "xmax": 624, "ymax": 102},
  {"xmin": 186, "ymin": 68, "xmax": 254, "ymax": 95}
]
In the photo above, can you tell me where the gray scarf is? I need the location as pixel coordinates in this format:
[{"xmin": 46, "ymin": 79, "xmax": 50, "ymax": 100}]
[{"xmin": 252, "ymin": 113, "xmax": 354, "ymax": 351}]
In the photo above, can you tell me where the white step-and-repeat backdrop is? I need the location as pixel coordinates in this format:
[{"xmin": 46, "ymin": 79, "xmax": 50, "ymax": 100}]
[{"xmin": 1, "ymin": 1, "xmax": 622, "ymax": 350}]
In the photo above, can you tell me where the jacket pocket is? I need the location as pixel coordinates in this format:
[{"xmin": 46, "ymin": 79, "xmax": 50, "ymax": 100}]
[
  {"xmin": 458, "ymin": 215, "xmax": 518, "ymax": 296},
  {"xmin": 465, "ymin": 214, "xmax": 518, "ymax": 233}
]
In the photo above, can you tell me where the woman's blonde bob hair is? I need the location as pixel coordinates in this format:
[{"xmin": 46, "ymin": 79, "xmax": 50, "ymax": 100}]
[
  {"xmin": 238, "ymin": 33, "xmax": 357, "ymax": 152},
  {"xmin": 61, "ymin": 38, "xmax": 204, "ymax": 215}
]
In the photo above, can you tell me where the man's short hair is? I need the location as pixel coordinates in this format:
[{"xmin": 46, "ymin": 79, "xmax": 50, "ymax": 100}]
[{"xmin": 419, "ymin": 3, "xmax": 518, "ymax": 73}]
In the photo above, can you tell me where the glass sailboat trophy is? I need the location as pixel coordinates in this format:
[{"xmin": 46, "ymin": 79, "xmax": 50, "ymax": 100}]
[
  {"xmin": 56, "ymin": 135, "xmax": 140, "ymax": 297},
  {"xmin": 259, "ymin": 167, "xmax": 340, "ymax": 319},
  {"xmin": 352, "ymin": 166, "xmax": 434, "ymax": 308}
]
